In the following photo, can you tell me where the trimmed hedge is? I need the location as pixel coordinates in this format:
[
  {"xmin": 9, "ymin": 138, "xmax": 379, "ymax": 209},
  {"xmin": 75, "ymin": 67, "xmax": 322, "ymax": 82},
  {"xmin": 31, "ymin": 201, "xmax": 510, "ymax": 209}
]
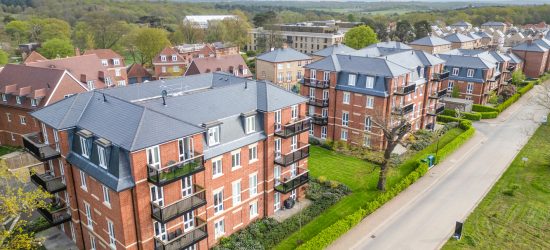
[
  {"xmin": 296, "ymin": 121, "xmax": 475, "ymax": 250},
  {"xmin": 479, "ymin": 111, "xmax": 499, "ymax": 119},
  {"xmin": 472, "ymin": 104, "xmax": 498, "ymax": 113},
  {"xmin": 441, "ymin": 109, "xmax": 482, "ymax": 121},
  {"xmin": 436, "ymin": 115, "xmax": 463, "ymax": 123},
  {"xmin": 496, "ymin": 93, "xmax": 520, "ymax": 113}
]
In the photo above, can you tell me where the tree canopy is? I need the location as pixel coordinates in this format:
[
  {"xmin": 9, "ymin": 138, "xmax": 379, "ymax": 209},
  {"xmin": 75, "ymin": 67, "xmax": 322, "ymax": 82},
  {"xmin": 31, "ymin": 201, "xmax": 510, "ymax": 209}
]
[
  {"xmin": 0, "ymin": 50, "xmax": 8, "ymax": 65},
  {"xmin": 132, "ymin": 27, "xmax": 170, "ymax": 66},
  {"xmin": 344, "ymin": 25, "xmax": 379, "ymax": 50},
  {"xmin": 38, "ymin": 38, "xmax": 74, "ymax": 59}
]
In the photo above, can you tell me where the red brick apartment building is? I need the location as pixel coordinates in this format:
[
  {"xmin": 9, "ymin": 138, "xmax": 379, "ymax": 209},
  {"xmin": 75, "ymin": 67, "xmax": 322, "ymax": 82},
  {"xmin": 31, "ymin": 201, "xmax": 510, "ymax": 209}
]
[
  {"xmin": 511, "ymin": 38, "xmax": 550, "ymax": 78},
  {"xmin": 84, "ymin": 49, "xmax": 129, "ymax": 86},
  {"xmin": 303, "ymin": 43, "xmax": 447, "ymax": 149},
  {"xmin": 0, "ymin": 64, "xmax": 88, "ymax": 146},
  {"xmin": 26, "ymin": 72, "xmax": 310, "ymax": 250},
  {"xmin": 437, "ymin": 49, "xmax": 519, "ymax": 105}
]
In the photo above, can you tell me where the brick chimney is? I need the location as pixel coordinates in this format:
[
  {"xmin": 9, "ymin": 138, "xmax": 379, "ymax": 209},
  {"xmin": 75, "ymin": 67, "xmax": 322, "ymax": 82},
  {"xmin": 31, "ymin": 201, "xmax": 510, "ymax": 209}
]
[{"xmin": 80, "ymin": 74, "xmax": 87, "ymax": 83}]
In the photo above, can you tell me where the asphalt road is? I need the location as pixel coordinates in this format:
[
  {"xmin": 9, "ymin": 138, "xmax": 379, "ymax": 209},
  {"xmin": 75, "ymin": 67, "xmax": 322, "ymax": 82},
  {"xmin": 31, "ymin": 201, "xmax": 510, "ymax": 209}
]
[{"xmin": 328, "ymin": 86, "xmax": 548, "ymax": 250}]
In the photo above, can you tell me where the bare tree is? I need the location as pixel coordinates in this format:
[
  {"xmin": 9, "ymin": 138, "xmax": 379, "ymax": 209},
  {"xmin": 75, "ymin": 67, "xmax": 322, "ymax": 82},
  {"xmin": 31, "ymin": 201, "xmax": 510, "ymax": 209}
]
[
  {"xmin": 533, "ymin": 83, "xmax": 550, "ymax": 110},
  {"xmin": 371, "ymin": 109, "xmax": 412, "ymax": 191}
]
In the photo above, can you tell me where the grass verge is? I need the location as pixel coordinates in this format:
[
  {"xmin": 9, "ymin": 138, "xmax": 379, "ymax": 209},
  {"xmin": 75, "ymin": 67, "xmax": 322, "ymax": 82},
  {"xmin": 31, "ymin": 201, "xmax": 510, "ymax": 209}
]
[{"xmin": 443, "ymin": 122, "xmax": 550, "ymax": 249}]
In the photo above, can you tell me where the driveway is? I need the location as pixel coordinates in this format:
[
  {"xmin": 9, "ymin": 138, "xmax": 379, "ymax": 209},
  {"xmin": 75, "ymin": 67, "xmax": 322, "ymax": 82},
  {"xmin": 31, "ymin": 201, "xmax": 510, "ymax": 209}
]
[{"xmin": 328, "ymin": 85, "xmax": 548, "ymax": 250}]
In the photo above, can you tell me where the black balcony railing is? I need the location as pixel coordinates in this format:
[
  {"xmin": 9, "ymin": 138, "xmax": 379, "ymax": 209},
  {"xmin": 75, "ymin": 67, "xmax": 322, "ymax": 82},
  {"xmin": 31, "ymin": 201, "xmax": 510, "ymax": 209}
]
[
  {"xmin": 31, "ymin": 172, "xmax": 66, "ymax": 193},
  {"xmin": 147, "ymin": 155, "xmax": 205, "ymax": 186},
  {"xmin": 303, "ymin": 78, "xmax": 330, "ymax": 89},
  {"xmin": 153, "ymin": 218, "xmax": 208, "ymax": 250},
  {"xmin": 427, "ymin": 104, "xmax": 445, "ymax": 116},
  {"xmin": 275, "ymin": 118, "xmax": 311, "ymax": 138},
  {"xmin": 394, "ymin": 84, "xmax": 416, "ymax": 95},
  {"xmin": 308, "ymin": 98, "xmax": 329, "ymax": 107},
  {"xmin": 432, "ymin": 71, "xmax": 450, "ymax": 81},
  {"xmin": 275, "ymin": 144, "xmax": 309, "ymax": 166},
  {"xmin": 151, "ymin": 185, "xmax": 206, "ymax": 223},
  {"xmin": 22, "ymin": 132, "xmax": 60, "ymax": 161},
  {"xmin": 274, "ymin": 169, "xmax": 309, "ymax": 194},
  {"xmin": 392, "ymin": 103, "xmax": 414, "ymax": 115},
  {"xmin": 429, "ymin": 89, "xmax": 448, "ymax": 99},
  {"xmin": 37, "ymin": 201, "xmax": 71, "ymax": 226},
  {"xmin": 310, "ymin": 114, "xmax": 328, "ymax": 126}
]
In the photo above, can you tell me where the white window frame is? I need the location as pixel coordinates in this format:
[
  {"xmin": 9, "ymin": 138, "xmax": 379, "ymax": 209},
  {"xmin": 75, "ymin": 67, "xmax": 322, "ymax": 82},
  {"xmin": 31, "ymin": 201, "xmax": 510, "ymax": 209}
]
[
  {"xmin": 249, "ymin": 201, "xmax": 258, "ymax": 218},
  {"xmin": 467, "ymin": 82, "xmax": 474, "ymax": 94},
  {"xmin": 146, "ymin": 145, "xmax": 160, "ymax": 169},
  {"xmin": 366, "ymin": 76, "xmax": 374, "ymax": 88},
  {"xmin": 90, "ymin": 235, "xmax": 97, "ymax": 250},
  {"xmin": 113, "ymin": 58, "xmax": 120, "ymax": 66},
  {"xmin": 348, "ymin": 74, "xmax": 356, "ymax": 86},
  {"xmin": 249, "ymin": 173, "xmax": 258, "ymax": 197},
  {"xmin": 214, "ymin": 219, "xmax": 225, "ymax": 238},
  {"xmin": 208, "ymin": 126, "xmax": 220, "ymax": 146},
  {"xmin": 80, "ymin": 170, "xmax": 87, "ymax": 191},
  {"xmin": 245, "ymin": 116, "xmax": 256, "ymax": 134},
  {"xmin": 2, "ymin": 93, "xmax": 7, "ymax": 102},
  {"xmin": 274, "ymin": 192, "xmax": 281, "ymax": 211},
  {"xmin": 310, "ymin": 69, "xmax": 316, "ymax": 79},
  {"xmin": 343, "ymin": 92, "xmax": 350, "ymax": 104},
  {"xmin": 365, "ymin": 117, "xmax": 372, "ymax": 131},
  {"xmin": 107, "ymin": 219, "xmax": 116, "ymax": 248},
  {"xmin": 447, "ymin": 81, "xmax": 454, "ymax": 92},
  {"xmin": 467, "ymin": 69, "xmax": 474, "ymax": 78},
  {"xmin": 102, "ymin": 185, "xmax": 111, "ymax": 207},
  {"xmin": 213, "ymin": 189, "xmax": 224, "ymax": 214},
  {"xmin": 231, "ymin": 151, "xmax": 241, "ymax": 169},
  {"xmin": 115, "ymin": 68, "xmax": 121, "ymax": 76},
  {"xmin": 98, "ymin": 146, "xmax": 107, "ymax": 169},
  {"xmin": 171, "ymin": 55, "xmax": 178, "ymax": 61},
  {"xmin": 291, "ymin": 105, "xmax": 298, "ymax": 120},
  {"xmin": 16, "ymin": 96, "xmax": 21, "ymax": 104},
  {"xmin": 321, "ymin": 126, "xmax": 327, "ymax": 139},
  {"xmin": 183, "ymin": 211, "xmax": 194, "ymax": 232},
  {"xmin": 364, "ymin": 134, "xmax": 372, "ymax": 147},
  {"xmin": 19, "ymin": 115, "xmax": 26, "ymax": 125},
  {"xmin": 366, "ymin": 96, "xmax": 374, "ymax": 109},
  {"xmin": 84, "ymin": 202, "xmax": 93, "ymax": 230},
  {"xmin": 232, "ymin": 180, "xmax": 242, "ymax": 205},
  {"xmin": 31, "ymin": 98, "xmax": 37, "ymax": 107},
  {"xmin": 452, "ymin": 68, "xmax": 459, "ymax": 76},
  {"xmin": 212, "ymin": 157, "xmax": 223, "ymax": 178},
  {"xmin": 160, "ymin": 55, "xmax": 167, "ymax": 62},
  {"xmin": 341, "ymin": 129, "xmax": 348, "ymax": 140},
  {"xmin": 248, "ymin": 144, "xmax": 258, "ymax": 163},
  {"xmin": 342, "ymin": 112, "xmax": 349, "ymax": 127}
]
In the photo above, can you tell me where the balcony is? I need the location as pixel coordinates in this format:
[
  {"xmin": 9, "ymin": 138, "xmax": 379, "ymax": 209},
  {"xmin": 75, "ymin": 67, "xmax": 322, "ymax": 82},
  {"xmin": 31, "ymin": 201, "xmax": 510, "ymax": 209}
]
[
  {"xmin": 310, "ymin": 114, "xmax": 328, "ymax": 126},
  {"xmin": 37, "ymin": 200, "xmax": 71, "ymax": 227},
  {"xmin": 392, "ymin": 103, "xmax": 414, "ymax": 115},
  {"xmin": 303, "ymin": 78, "xmax": 330, "ymax": 89},
  {"xmin": 22, "ymin": 132, "xmax": 60, "ymax": 161},
  {"xmin": 394, "ymin": 84, "xmax": 416, "ymax": 95},
  {"xmin": 153, "ymin": 218, "xmax": 208, "ymax": 250},
  {"xmin": 427, "ymin": 104, "xmax": 445, "ymax": 116},
  {"xmin": 429, "ymin": 89, "xmax": 448, "ymax": 99},
  {"xmin": 275, "ymin": 118, "xmax": 311, "ymax": 138},
  {"xmin": 147, "ymin": 155, "xmax": 205, "ymax": 186},
  {"xmin": 31, "ymin": 172, "xmax": 66, "ymax": 193},
  {"xmin": 274, "ymin": 168, "xmax": 309, "ymax": 194},
  {"xmin": 307, "ymin": 98, "xmax": 329, "ymax": 107},
  {"xmin": 151, "ymin": 185, "xmax": 206, "ymax": 223},
  {"xmin": 432, "ymin": 71, "xmax": 450, "ymax": 81},
  {"xmin": 275, "ymin": 144, "xmax": 309, "ymax": 166}
]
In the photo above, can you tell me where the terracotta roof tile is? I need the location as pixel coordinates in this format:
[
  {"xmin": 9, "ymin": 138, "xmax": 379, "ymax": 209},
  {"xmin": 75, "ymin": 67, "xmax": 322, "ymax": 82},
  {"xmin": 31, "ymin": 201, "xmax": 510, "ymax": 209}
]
[
  {"xmin": 127, "ymin": 64, "xmax": 152, "ymax": 78},
  {"xmin": 185, "ymin": 54, "xmax": 251, "ymax": 77},
  {"xmin": 24, "ymin": 51, "xmax": 47, "ymax": 63}
]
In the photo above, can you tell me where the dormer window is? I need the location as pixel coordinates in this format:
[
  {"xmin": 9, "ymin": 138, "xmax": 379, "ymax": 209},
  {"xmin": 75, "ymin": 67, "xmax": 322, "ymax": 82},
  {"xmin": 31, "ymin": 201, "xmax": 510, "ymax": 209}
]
[
  {"xmin": 452, "ymin": 68, "xmax": 459, "ymax": 76},
  {"xmin": 77, "ymin": 129, "xmax": 93, "ymax": 158},
  {"xmin": 1, "ymin": 94, "xmax": 6, "ymax": 102},
  {"xmin": 96, "ymin": 138, "xmax": 111, "ymax": 169},
  {"xmin": 16, "ymin": 96, "xmax": 21, "ymax": 104},
  {"xmin": 366, "ymin": 76, "xmax": 374, "ymax": 88},
  {"xmin": 245, "ymin": 116, "xmax": 256, "ymax": 134},
  {"xmin": 87, "ymin": 80, "xmax": 95, "ymax": 90},
  {"xmin": 113, "ymin": 58, "xmax": 120, "ymax": 66},
  {"xmin": 171, "ymin": 55, "xmax": 178, "ymax": 61},
  {"xmin": 419, "ymin": 67, "xmax": 425, "ymax": 78},
  {"xmin": 467, "ymin": 69, "xmax": 474, "ymax": 78},
  {"xmin": 208, "ymin": 126, "xmax": 220, "ymax": 146},
  {"xmin": 31, "ymin": 99, "xmax": 37, "ymax": 107},
  {"xmin": 348, "ymin": 74, "xmax": 356, "ymax": 86},
  {"xmin": 160, "ymin": 55, "xmax": 167, "ymax": 62},
  {"xmin": 101, "ymin": 59, "xmax": 108, "ymax": 66}
]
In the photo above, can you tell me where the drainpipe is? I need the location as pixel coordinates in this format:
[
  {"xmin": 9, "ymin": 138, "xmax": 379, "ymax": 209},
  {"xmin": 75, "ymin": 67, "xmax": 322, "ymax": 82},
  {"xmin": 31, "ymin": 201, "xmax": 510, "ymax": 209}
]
[
  {"xmin": 263, "ymin": 135, "xmax": 269, "ymax": 218},
  {"xmin": 68, "ymin": 163, "xmax": 86, "ymax": 249},
  {"xmin": 130, "ymin": 187, "xmax": 142, "ymax": 250}
]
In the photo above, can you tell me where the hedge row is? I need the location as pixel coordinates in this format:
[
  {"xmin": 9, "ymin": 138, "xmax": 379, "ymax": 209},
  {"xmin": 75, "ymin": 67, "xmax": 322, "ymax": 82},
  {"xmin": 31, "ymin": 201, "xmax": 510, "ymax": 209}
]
[
  {"xmin": 479, "ymin": 111, "xmax": 498, "ymax": 119},
  {"xmin": 441, "ymin": 109, "xmax": 482, "ymax": 121},
  {"xmin": 496, "ymin": 93, "xmax": 521, "ymax": 113},
  {"xmin": 472, "ymin": 104, "xmax": 498, "ymax": 113},
  {"xmin": 297, "ymin": 121, "xmax": 475, "ymax": 249},
  {"xmin": 436, "ymin": 115, "xmax": 463, "ymax": 123}
]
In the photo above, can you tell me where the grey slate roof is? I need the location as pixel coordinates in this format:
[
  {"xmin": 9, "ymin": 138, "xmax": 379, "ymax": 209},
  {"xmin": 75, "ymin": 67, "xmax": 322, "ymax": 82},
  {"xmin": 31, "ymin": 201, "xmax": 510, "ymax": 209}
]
[
  {"xmin": 256, "ymin": 48, "xmax": 311, "ymax": 62},
  {"xmin": 437, "ymin": 54, "xmax": 496, "ymax": 69},
  {"xmin": 409, "ymin": 36, "xmax": 451, "ymax": 46},
  {"xmin": 306, "ymin": 54, "xmax": 409, "ymax": 77},
  {"xmin": 444, "ymin": 33, "xmax": 475, "ymax": 43},
  {"xmin": 507, "ymin": 52, "xmax": 523, "ymax": 64},
  {"xmin": 366, "ymin": 41, "xmax": 412, "ymax": 50},
  {"xmin": 512, "ymin": 41, "xmax": 548, "ymax": 52},
  {"xmin": 451, "ymin": 21, "xmax": 472, "ymax": 27},
  {"xmin": 32, "ymin": 72, "xmax": 307, "ymax": 152},
  {"xmin": 482, "ymin": 21, "xmax": 505, "ymax": 26},
  {"xmin": 475, "ymin": 31, "xmax": 492, "ymax": 38},
  {"xmin": 534, "ymin": 38, "xmax": 550, "ymax": 49},
  {"xmin": 312, "ymin": 44, "xmax": 356, "ymax": 57}
]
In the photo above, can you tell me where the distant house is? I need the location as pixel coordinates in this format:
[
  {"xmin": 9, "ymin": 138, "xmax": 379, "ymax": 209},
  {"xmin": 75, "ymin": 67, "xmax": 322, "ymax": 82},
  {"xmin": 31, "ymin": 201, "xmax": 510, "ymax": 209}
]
[
  {"xmin": 127, "ymin": 64, "xmax": 152, "ymax": 84},
  {"xmin": 443, "ymin": 33, "xmax": 476, "ymax": 49},
  {"xmin": 450, "ymin": 21, "xmax": 473, "ymax": 31},
  {"xmin": 25, "ymin": 54, "xmax": 114, "ymax": 90},
  {"xmin": 256, "ymin": 48, "xmax": 311, "ymax": 91},
  {"xmin": 481, "ymin": 21, "xmax": 507, "ymax": 33},
  {"xmin": 409, "ymin": 36, "xmax": 452, "ymax": 54},
  {"xmin": 23, "ymin": 51, "xmax": 47, "ymax": 64},
  {"xmin": 84, "ymin": 49, "xmax": 128, "ymax": 86},
  {"xmin": 152, "ymin": 47, "xmax": 187, "ymax": 79},
  {"xmin": 0, "ymin": 64, "xmax": 88, "ymax": 146},
  {"xmin": 184, "ymin": 54, "xmax": 252, "ymax": 78},
  {"xmin": 310, "ymin": 43, "xmax": 356, "ymax": 62},
  {"xmin": 511, "ymin": 39, "xmax": 550, "ymax": 78},
  {"xmin": 183, "ymin": 15, "xmax": 237, "ymax": 29}
]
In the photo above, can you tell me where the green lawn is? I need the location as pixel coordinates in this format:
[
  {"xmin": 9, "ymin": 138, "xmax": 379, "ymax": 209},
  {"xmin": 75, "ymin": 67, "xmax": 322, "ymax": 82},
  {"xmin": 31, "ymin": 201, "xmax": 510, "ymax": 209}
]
[
  {"xmin": 443, "ymin": 123, "xmax": 550, "ymax": 249},
  {"xmin": 276, "ymin": 127, "xmax": 464, "ymax": 249},
  {"xmin": 0, "ymin": 146, "xmax": 18, "ymax": 157}
]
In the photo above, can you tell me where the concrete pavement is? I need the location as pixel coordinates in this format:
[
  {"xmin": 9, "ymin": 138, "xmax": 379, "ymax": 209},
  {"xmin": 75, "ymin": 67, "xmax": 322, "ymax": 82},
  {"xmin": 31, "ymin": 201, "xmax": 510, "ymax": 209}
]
[{"xmin": 328, "ymin": 85, "xmax": 548, "ymax": 250}]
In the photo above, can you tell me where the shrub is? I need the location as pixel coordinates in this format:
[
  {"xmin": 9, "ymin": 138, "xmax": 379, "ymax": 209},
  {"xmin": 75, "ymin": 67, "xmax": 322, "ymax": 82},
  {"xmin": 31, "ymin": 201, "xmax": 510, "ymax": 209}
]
[
  {"xmin": 496, "ymin": 93, "xmax": 520, "ymax": 112},
  {"xmin": 472, "ymin": 104, "xmax": 499, "ymax": 113},
  {"xmin": 436, "ymin": 115, "xmax": 463, "ymax": 123},
  {"xmin": 479, "ymin": 111, "xmax": 499, "ymax": 119},
  {"xmin": 442, "ymin": 109, "xmax": 481, "ymax": 121},
  {"xmin": 517, "ymin": 82, "xmax": 534, "ymax": 96},
  {"xmin": 309, "ymin": 137, "xmax": 321, "ymax": 145}
]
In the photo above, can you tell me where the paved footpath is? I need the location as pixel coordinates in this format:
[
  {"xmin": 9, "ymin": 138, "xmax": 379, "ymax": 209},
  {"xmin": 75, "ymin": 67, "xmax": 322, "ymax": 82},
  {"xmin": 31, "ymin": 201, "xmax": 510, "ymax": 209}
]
[{"xmin": 328, "ymin": 85, "xmax": 549, "ymax": 250}]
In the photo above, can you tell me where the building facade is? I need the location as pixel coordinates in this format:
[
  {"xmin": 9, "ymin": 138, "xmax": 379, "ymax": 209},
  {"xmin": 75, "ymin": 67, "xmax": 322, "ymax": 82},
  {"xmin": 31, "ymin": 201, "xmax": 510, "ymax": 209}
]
[
  {"xmin": 409, "ymin": 36, "xmax": 453, "ymax": 54},
  {"xmin": 26, "ymin": 73, "xmax": 310, "ymax": 250},
  {"xmin": 184, "ymin": 54, "xmax": 252, "ymax": 78},
  {"xmin": 512, "ymin": 39, "xmax": 550, "ymax": 78},
  {"xmin": 152, "ymin": 47, "xmax": 187, "ymax": 80},
  {"xmin": 84, "ymin": 49, "xmax": 129, "ymax": 86},
  {"xmin": 302, "ymin": 45, "xmax": 447, "ymax": 150},
  {"xmin": 256, "ymin": 48, "xmax": 311, "ymax": 91}
]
